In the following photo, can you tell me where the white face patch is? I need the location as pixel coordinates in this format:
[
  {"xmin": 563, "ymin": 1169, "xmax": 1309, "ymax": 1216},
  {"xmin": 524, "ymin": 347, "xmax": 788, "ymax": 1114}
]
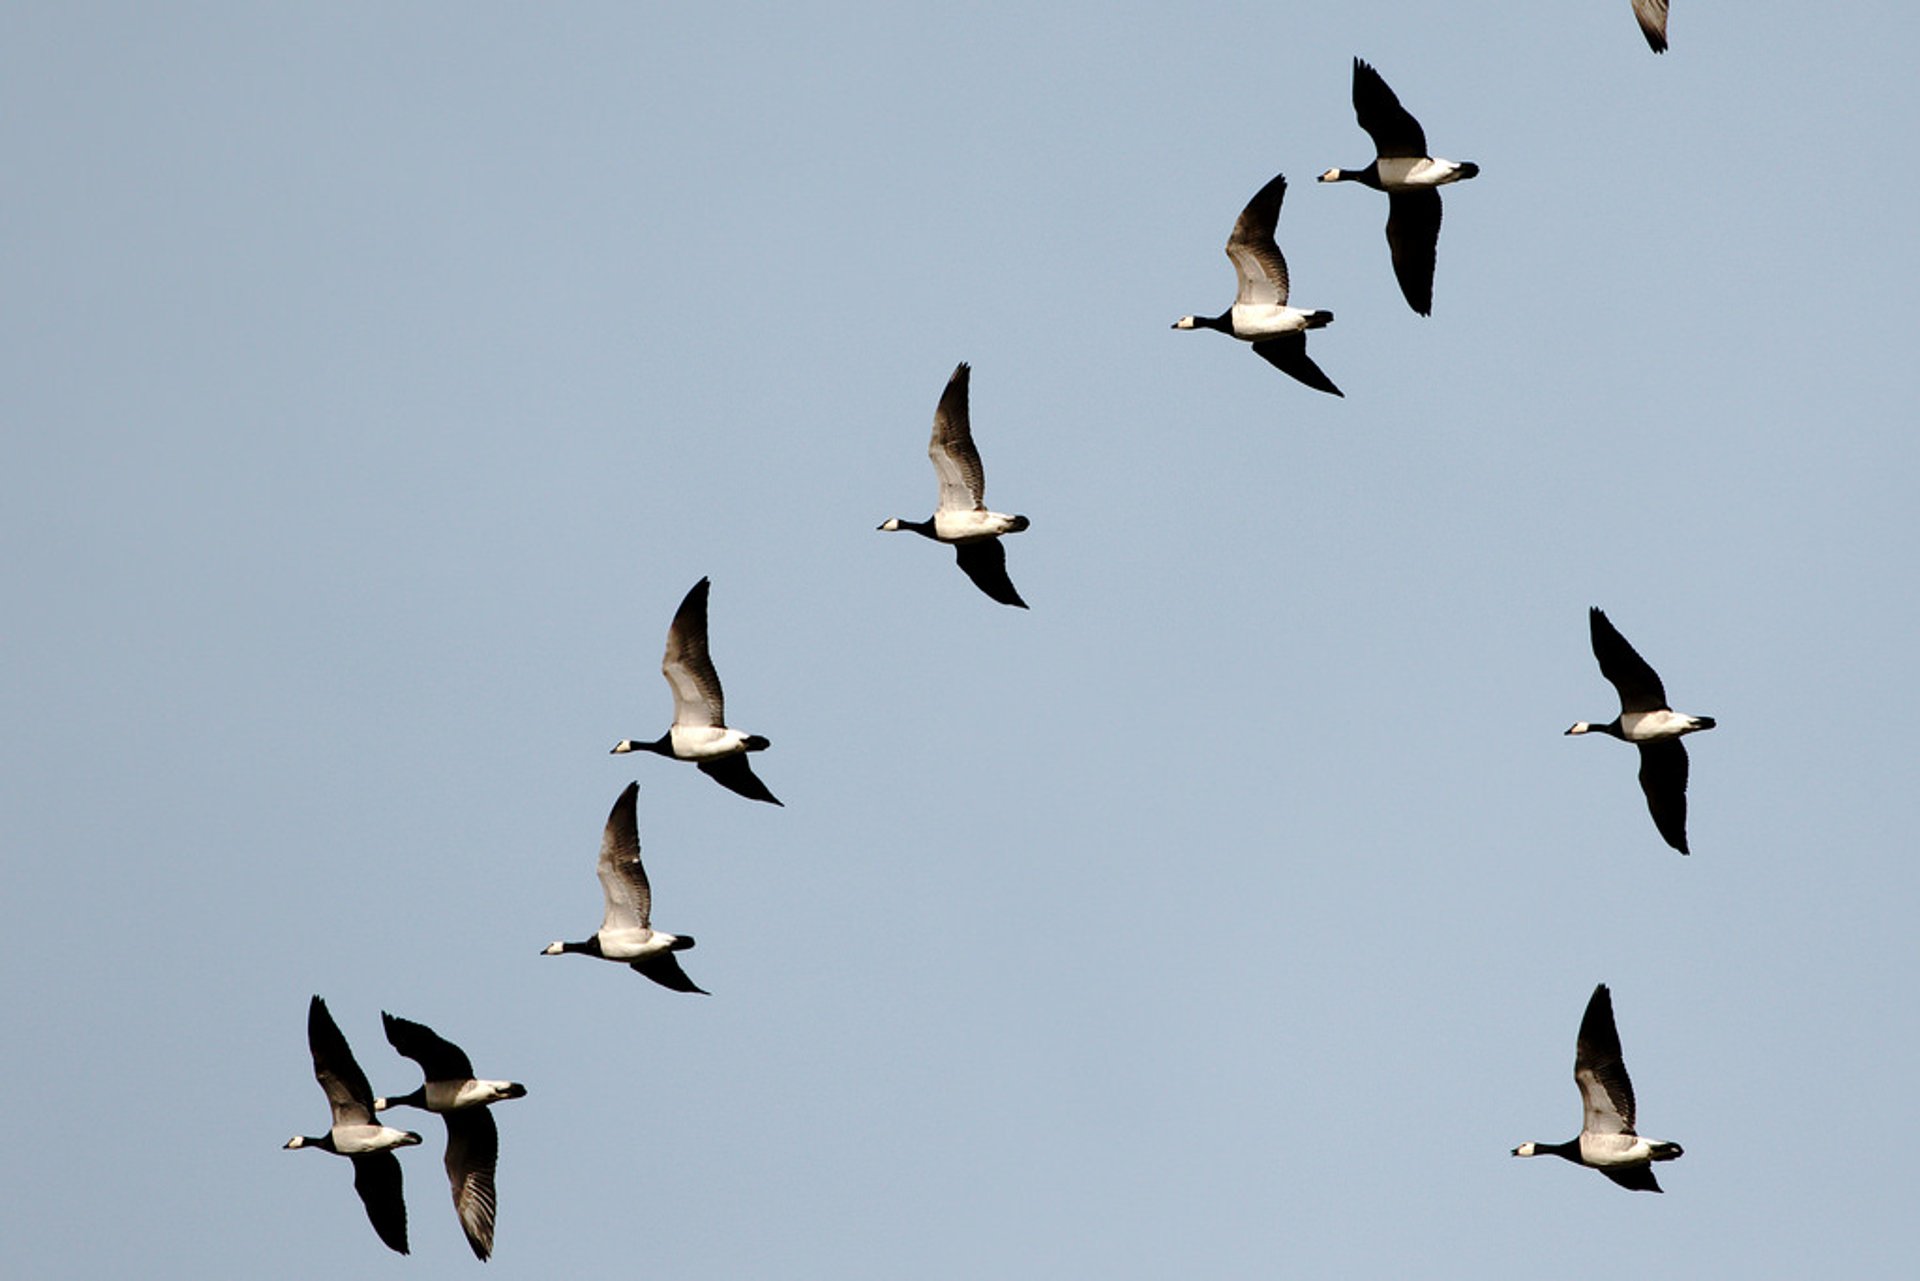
[
  {"xmin": 1173, "ymin": 316, "xmax": 1196, "ymax": 329},
  {"xmin": 542, "ymin": 942, "xmax": 563, "ymax": 954}
]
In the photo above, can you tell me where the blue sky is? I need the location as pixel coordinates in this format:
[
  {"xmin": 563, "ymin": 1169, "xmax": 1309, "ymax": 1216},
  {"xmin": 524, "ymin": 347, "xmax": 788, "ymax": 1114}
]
[{"xmin": 4, "ymin": 3, "xmax": 1917, "ymax": 1277}]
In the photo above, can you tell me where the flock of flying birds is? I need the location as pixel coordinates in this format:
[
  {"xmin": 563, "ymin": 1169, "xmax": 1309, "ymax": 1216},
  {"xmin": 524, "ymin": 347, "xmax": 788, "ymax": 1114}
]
[{"xmin": 284, "ymin": 5, "xmax": 1696, "ymax": 1260}]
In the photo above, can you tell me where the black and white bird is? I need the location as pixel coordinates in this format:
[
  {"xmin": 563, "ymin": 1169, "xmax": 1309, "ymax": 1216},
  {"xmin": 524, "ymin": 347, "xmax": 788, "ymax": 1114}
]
[
  {"xmin": 1173, "ymin": 173, "xmax": 1342, "ymax": 396},
  {"xmin": 1318, "ymin": 58, "xmax": 1479, "ymax": 316},
  {"xmin": 375, "ymin": 1013, "xmax": 527, "ymax": 1261},
  {"xmin": 878, "ymin": 362, "xmax": 1031, "ymax": 608},
  {"xmin": 284, "ymin": 995, "xmax": 423, "ymax": 1255},
  {"xmin": 1567, "ymin": 606, "xmax": 1716, "ymax": 854},
  {"xmin": 541, "ymin": 781, "xmax": 707, "ymax": 994},
  {"xmin": 611, "ymin": 577, "xmax": 780, "ymax": 806},
  {"xmin": 1633, "ymin": 0, "xmax": 1670, "ymax": 53},
  {"xmin": 1512, "ymin": 984, "xmax": 1685, "ymax": 1192}
]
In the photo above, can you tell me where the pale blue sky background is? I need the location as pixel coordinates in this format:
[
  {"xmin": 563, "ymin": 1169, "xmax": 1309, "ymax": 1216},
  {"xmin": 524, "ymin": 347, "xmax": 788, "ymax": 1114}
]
[{"xmin": 4, "ymin": 3, "xmax": 1917, "ymax": 1277}]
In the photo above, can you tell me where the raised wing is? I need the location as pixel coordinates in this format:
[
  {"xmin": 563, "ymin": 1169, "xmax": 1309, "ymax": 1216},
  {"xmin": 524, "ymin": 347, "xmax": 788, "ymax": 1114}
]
[
  {"xmin": 1589, "ymin": 607, "xmax": 1669, "ymax": 713},
  {"xmin": 381, "ymin": 1012, "xmax": 475, "ymax": 1082},
  {"xmin": 1251, "ymin": 335, "xmax": 1343, "ymax": 398},
  {"xmin": 1637, "ymin": 739, "xmax": 1691, "ymax": 854},
  {"xmin": 350, "ymin": 1150, "xmax": 411, "ymax": 1254},
  {"xmin": 662, "ymin": 577, "xmax": 726, "ymax": 728},
  {"xmin": 928, "ymin": 362, "xmax": 988, "ymax": 514},
  {"xmin": 697, "ymin": 755, "xmax": 783, "ymax": 805},
  {"xmin": 953, "ymin": 539, "xmax": 1028, "ymax": 609},
  {"xmin": 1632, "ymin": 0, "xmax": 1669, "ymax": 53},
  {"xmin": 444, "ymin": 1108, "xmax": 501, "ymax": 1260},
  {"xmin": 308, "ymin": 995, "xmax": 376, "ymax": 1128},
  {"xmin": 1226, "ymin": 172, "xmax": 1292, "ymax": 308},
  {"xmin": 1574, "ymin": 984, "xmax": 1638, "ymax": 1136},
  {"xmin": 1352, "ymin": 58, "xmax": 1428, "ymax": 158},
  {"xmin": 1384, "ymin": 189, "xmax": 1442, "ymax": 316},
  {"xmin": 596, "ymin": 781, "xmax": 652, "ymax": 932}
]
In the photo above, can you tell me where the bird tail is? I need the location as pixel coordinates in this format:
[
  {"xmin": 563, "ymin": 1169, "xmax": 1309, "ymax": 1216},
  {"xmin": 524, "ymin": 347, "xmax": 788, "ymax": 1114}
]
[
  {"xmin": 743, "ymin": 735, "xmax": 771, "ymax": 752},
  {"xmin": 1303, "ymin": 310, "xmax": 1334, "ymax": 329}
]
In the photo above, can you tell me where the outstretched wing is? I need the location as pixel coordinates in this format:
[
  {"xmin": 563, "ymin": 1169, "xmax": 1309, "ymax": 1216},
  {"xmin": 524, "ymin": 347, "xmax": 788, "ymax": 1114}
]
[
  {"xmin": 662, "ymin": 578, "xmax": 726, "ymax": 728},
  {"xmin": 1384, "ymin": 189, "xmax": 1442, "ymax": 317},
  {"xmin": 444, "ymin": 1108, "xmax": 501, "ymax": 1260},
  {"xmin": 632, "ymin": 951, "xmax": 709, "ymax": 995},
  {"xmin": 308, "ymin": 995, "xmax": 376, "ymax": 1128},
  {"xmin": 1574, "ymin": 984, "xmax": 1638, "ymax": 1137},
  {"xmin": 1589, "ymin": 607, "xmax": 1670, "ymax": 713},
  {"xmin": 1251, "ymin": 336, "xmax": 1343, "ymax": 397},
  {"xmin": 1632, "ymin": 0, "xmax": 1669, "ymax": 53},
  {"xmin": 596, "ymin": 781, "xmax": 652, "ymax": 931},
  {"xmin": 698, "ymin": 755, "xmax": 783, "ymax": 806},
  {"xmin": 953, "ymin": 539, "xmax": 1028, "ymax": 609},
  {"xmin": 1637, "ymin": 739, "xmax": 1691, "ymax": 854},
  {"xmin": 1352, "ymin": 58, "xmax": 1428, "ymax": 158},
  {"xmin": 929, "ymin": 363, "xmax": 988, "ymax": 514},
  {"xmin": 350, "ymin": 1150, "xmax": 411, "ymax": 1254},
  {"xmin": 381, "ymin": 1012, "xmax": 475, "ymax": 1082},
  {"xmin": 1600, "ymin": 1163, "xmax": 1664, "ymax": 1192},
  {"xmin": 1226, "ymin": 173, "xmax": 1292, "ymax": 308}
]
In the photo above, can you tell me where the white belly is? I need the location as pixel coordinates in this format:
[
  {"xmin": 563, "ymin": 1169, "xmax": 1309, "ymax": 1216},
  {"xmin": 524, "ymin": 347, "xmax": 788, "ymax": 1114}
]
[
  {"xmin": 332, "ymin": 1123, "xmax": 416, "ymax": 1155},
  {"xmin": 1374, "ymin": 156, "xmax": 1467, "ymax": 189},
  {"xmin": 933, "ymin": 509, "xmax": 1023, "ymax": 542},
  {"xmin": 1581, "ymin": 1133, "xmax": 1659, "ymax": 1166},
  {"xmin": 1228, "ymin": 303, "xmax": 1313, "ymax": 339},
  {"xmin": 594, "ymin": 926, "xmax": 673, "ymax": 961},
  {"xmin": 669, "ymin": 724, "xmax": 752, "ymax": 759},
  {"xmin": 424, "ymin": 1080, "xmax": 513, "ymax": 1111},
  {"xmin": 1618, "ymin": 709, "xmax": 1698, "ymax": 741}
]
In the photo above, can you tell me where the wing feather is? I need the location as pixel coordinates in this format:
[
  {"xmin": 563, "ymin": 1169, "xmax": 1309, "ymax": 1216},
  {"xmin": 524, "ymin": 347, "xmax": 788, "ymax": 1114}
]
[
  {"xmin": 929, "ymin": 363, "xmax": 987, "ymax": 513},
  {"xmin": 1352, "ymin": 58, "xmax": 1428, "ymax": 158},
  {"xmin": 661, "ymin": 578, "xmax": 725, "ymax": 728},
  {"xmin": 596, "ymin": 781, "xmax": 651, "ymax": 932},
  {"xmin": 1226, "ymin": 173, "xmax": 1290, "ymax": 307}
]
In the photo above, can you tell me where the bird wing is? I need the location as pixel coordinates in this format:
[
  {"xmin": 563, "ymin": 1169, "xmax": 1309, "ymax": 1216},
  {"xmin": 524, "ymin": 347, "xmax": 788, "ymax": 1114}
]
[
  {"xmin": 953, "ymin": 539, "xmax": 1028, "ymax": 609},
  {"xmin": 596, "ymin": 781, "xmax": 652, "ymax": 932},
  {"xmin": 1384, "ymin": 189, "xmax": 1442, "ymax": 316},
  {"xmin": 1589, "ymin": 607, "xmax": 1669, "ymax": 712},
  {"xmin": 308, "ymin": 995, "xmax": 377, "ymax": 1128},
  {"xmin": 632, "ymin": 951, "xmax": 709, "ymax": 995},
  {"xmin": 350, "ymin": 1150, "xmax": 411, "ymax": 1254},
  {"xmin": 1632, "ymin": 0, "xmax": 1669, "ymax": 53},
  {"xmin": 443, "ymin": 1108, "xmax": 501, "ymax": 1261},
  {"xmin": 1352, "ymin": 58, "xmax": 1429, "ymax": 158},
  {"xmin": 697, "ymin": 755, "xmax": 783, "ymax": 805},
  {"xmin": 1600, "ymin": 1163, "xmax": 1664, "ymax": 1192},
  {"xmin": 1637, "ymin": 739, "xmax": 1692, "ymax": 854},
  {"xmin": 661, "ymin": 577, "xmax": 725, "ymax": 728},
  {"xmin": 381, "ymin": 1012, "xmax": 475, "ymax": 1082},
  {"xmin": 929, "ymin": 362, "xmax": 988, "ymax": 514},
  {"xmin": 1251, "ymin": 335, "xmax": 1343, "ymax": 398},
  {"xmin": 1226, "ymin": 172, "xmax": 1292, "ymax": 307},
  {"xmin": 1574, "ymin": 984, "xmax": 1639, "ymax": 1136}
]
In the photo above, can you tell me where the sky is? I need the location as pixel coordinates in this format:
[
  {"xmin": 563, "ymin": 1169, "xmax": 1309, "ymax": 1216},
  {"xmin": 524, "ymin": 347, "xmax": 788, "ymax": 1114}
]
[{"xmin": 4, "ymin": 3, "xmax": 1918, "ymax": 1277}]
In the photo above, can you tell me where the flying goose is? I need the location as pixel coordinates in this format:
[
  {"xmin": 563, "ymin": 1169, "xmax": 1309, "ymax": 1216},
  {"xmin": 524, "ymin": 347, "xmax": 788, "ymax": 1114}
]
[
  {"xmin": 611, "ymin": 576, "xmax": 781, "ymax": 805},
  {"xmin": 375, "ymin": 1013, "xmax": 527, "ymax": 1261},
  {"xmin": 1173, "ymin": 173, "xmax": 1343, "ymax": 396},
  {"xmin": 1567, "ymin": 606, "xmax": 1715, "ymax": 854},
  {"xmin": 1633, "ymin": 0, "xmax": 1669, "ymax": 53},
  {"xmin": 877, "ymin": 362, "xmax": 1031, "ymax": 608},
  {"xmin": 284, "ymin": 995, "xmax": 423, "ymax": 1255},
  {"xmin": 541, "ymin": 781, "xmax": 707, "ymax": 994},
  {"xmin": 1318, "ymin": 58, "xmax": 1479, "ymax": 317},
  {"xmin": 1512, "ymin": 984, "xmax": 1684, "ymax": 1191}
]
